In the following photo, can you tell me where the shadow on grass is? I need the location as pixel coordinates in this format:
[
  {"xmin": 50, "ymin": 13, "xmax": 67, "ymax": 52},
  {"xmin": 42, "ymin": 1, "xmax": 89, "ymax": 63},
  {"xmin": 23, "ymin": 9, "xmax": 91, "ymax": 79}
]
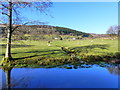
[
  {"xmin": 12, "ymin": 49, "xmax": 61, "ymax": 55},
  {"xmin": 14, "ymin": 44, "xmax": 109, "ymax": 60},
  {"xmin": 23, "ymin": 50, "xmax": 61, "ymax": 53},
  {"xmin": 71, "ymin": 44, "xmax": 109, "ymax": 53},
  {"xmin": 0, "ymin": 44, "xmax": 34, "ymax": 48},
  {"xmin": 13, "ymin": 55, "xmax": 40, "ymax": 60},
  {"xmin": 13, "ymin": 50, "xmax": 62, "ymax": 60},
  {"xmin": 0, "ymin": 49, "xmax": 62, "ymax": 60},
  {"xmin": 0, "ymin": 44, "xmax": 110, "ymax": 61}
]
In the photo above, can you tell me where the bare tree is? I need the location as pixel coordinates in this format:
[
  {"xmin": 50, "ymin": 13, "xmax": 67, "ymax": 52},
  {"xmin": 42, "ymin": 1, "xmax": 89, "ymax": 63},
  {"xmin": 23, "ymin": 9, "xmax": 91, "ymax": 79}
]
[
  {"xmin": 106, "ymin": 25, "xmax": 119, "ymax": 36},
  {"xmin": 0, "ymin": 0, "xmax": 52, "ymax": 61}
]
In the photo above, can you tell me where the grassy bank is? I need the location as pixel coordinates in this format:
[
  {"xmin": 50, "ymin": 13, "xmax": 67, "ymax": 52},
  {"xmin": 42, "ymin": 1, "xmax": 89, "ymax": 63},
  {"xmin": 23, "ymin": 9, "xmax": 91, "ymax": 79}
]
[{"xmin": 0, "ymin": 38, "xmax": 119, "ymax": 67}]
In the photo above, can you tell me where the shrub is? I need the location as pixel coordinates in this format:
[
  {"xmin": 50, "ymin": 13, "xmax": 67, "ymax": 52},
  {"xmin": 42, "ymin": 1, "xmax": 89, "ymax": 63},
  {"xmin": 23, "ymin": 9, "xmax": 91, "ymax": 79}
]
[{"xmin": 115, "ymin": 52, "xmax": 120, "ymax": 59}]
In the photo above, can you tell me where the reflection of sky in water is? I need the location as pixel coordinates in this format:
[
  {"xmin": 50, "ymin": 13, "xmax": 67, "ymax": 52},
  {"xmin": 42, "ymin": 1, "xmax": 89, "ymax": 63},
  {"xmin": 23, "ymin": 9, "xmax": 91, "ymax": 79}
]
[{"xmin": 1, "ymin": 65, "xmax": 119, "ymax": 88}]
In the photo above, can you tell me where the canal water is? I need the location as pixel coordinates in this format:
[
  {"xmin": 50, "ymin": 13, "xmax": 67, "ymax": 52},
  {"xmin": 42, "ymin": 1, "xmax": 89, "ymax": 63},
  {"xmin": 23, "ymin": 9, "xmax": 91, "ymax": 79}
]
[{"xmin": 0, "ymin": 64, "xmax": 119, "ymax": 88}]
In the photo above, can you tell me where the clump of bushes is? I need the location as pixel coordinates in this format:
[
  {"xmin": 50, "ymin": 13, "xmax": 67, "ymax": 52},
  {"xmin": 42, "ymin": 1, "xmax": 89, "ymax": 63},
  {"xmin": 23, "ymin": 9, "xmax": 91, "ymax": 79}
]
[{"xmin": 115, "ymin": 52, "xmax": 120, "ymax": 59}]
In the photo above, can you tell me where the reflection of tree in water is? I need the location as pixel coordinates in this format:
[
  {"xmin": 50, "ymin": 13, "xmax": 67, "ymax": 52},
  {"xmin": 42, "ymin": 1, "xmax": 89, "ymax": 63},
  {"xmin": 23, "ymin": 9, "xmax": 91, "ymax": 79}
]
[
  {"xmin": 107, "ymin": 65, "xmax": 120, "ymax": 75},
  {"xmin": 10, "ymin": 76, "xmax": 31, "ymax": 88},
  {"xmin": 2, "ymin": 66, "xmax": 31, "ymax": 89},
  {"xmin": 2, "ymin": 66, "xmax": 12, "ymax": 90},
  {"xmin": 1, "ymin": 62, "xmax": 119, "ymax": 89}
]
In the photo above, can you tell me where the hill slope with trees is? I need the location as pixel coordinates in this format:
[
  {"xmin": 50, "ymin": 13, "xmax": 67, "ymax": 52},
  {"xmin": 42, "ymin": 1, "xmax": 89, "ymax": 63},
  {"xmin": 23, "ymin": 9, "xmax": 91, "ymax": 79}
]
[
  {"xmin": 55, "ymin": 26, "xmax": 91, "ymax": 37},
  {"xmin": 0, "ymin": 24, "xmax": 92, "ymax": 40}
]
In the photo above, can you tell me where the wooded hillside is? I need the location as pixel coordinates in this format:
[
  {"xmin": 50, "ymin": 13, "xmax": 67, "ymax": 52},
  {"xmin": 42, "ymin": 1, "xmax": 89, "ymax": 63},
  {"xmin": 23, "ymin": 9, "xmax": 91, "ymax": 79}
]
[{"xmin": 0, "ymin": 24, "xmax": 92, "ymax": 40}]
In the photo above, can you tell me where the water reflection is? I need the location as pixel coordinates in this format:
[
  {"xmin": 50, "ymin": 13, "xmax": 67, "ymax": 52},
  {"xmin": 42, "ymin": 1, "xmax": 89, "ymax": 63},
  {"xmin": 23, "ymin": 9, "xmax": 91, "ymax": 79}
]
[
  {"xmin": 107, "ymin": 65, "xmax": 120, "ymax": 75},
  {"xmin": 1, "ymin": 62, "xmax": 120, "ymax": 89},
  {"xmin": 1, "ymin": 66, "xmax": 12, "ymax": 90},
  {"xmin": 1, "ymin": 67, "xmax": 32, "ymax": 89}
]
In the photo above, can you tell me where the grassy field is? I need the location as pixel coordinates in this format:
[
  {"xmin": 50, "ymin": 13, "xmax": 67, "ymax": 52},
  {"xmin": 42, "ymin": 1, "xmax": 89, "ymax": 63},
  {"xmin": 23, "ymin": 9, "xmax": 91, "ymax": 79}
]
[{"xmin": 0, "ymin": 38, "xmax": 119, "ymax": 67}]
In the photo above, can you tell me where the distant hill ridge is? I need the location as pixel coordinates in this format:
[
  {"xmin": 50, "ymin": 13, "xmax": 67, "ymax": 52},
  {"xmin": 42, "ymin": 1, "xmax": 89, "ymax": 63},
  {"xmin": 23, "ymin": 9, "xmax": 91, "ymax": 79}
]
[{"xmin": 0, "ymin": 24, "xmax": 91, "ymax": 37}]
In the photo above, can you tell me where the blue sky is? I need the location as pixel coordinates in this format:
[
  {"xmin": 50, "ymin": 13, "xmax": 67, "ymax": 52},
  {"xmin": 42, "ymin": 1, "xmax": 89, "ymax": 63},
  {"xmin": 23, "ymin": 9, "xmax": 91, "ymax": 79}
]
[{"xmin": 21, "ymin": 2, "xmax": 118, "ymax": 34}]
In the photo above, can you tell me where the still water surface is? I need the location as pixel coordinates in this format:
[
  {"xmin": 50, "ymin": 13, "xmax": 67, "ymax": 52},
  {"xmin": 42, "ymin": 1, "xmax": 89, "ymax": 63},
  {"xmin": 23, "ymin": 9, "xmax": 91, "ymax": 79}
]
[{"xmin": 0, "ymin": 64, "xmax": 119, "ymax": 88}]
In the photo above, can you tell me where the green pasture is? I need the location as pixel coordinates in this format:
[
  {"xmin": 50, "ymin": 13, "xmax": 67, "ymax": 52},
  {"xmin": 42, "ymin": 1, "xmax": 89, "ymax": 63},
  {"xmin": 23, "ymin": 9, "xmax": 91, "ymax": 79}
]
[{"xmin": 1, "ymin": 38, "xmax": 118, "ymax": 60}]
